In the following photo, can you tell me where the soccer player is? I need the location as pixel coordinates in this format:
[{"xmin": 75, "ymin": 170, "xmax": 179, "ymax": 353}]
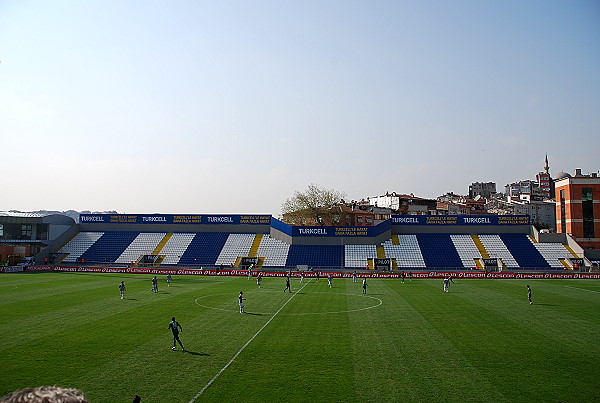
[
  {"xmin": 443, "ymin": 277, "xmax": 450, "ymax": 292},
  {"xmin": 352, "ymin": 271, "xmax": 357, "ymax": 283},
  {"xmin": 152, "ymin": 276, "xmax": 158, "ymax": 293},
  {"xmin": 527, "ymin": 284, "xmax": 533, "ymax": 304},
  {"xmin": 119, "ymin": 281, "xmax": 126, "ymax": 300},
  {"xmin": 284, "ymin": 276, "xmax": 291, "ymax": 293},
  {"xmin": 327, "ymin": 274, "xmax": 332, "ymax": 288},
  {"xmin": 409, "ymin": 271, "xmax": 413, "ymax": 281},
  {"xmin": 362, "ymin": 278, "xmax": 367, "ymax": 294},
  {"xmin": 248, "ymin": 264, "xmax": 253, "ymax": 280},
  {"xmin": 300, "ymin": 271, "xmax": 305, "ymax": 283},
  {"xmin": 239, "ymin": 291, "xmax": 246, "ymax": 313},
  {"xmin": 166, "ymin": 273, "xmax": 171, "ymax": 287},
  {"xmin": 401, "ymin": 271, "xmax": 405, "ymax": 284},
  {"xmin": 256, "ymin": 273, "xmax": 262, "ymax": 288},
  {"xmin": 168, "ymin": 316, "xmax": 184, "ymax": 351},
  {"xmin": 315, "ymin": 271, "xmax": 320, "ymax": 282}
]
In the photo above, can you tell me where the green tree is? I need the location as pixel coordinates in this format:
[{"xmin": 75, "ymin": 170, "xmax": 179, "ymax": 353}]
[{"xmin": 281, "ymin": 184, "xmax": 347, "ymax": 226}]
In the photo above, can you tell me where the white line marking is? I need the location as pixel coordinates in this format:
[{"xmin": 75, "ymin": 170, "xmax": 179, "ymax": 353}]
[
  {"xmin": 564, "ymin": 286, "xmax": 600, "ymax": 293},
  {"xmin": 189, "ymin": 279, "xmax": 312, "ymax": 402},
  {"xmin": 194, "ymin": 292, "xmax": 382, "ymax": 315}
]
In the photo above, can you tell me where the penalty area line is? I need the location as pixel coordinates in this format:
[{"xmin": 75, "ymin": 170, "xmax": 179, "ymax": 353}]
[
  {"xmin": 189, "ymin": 279, "xmax": 311, "ymax": 402},
  {"xmin": 564, "ymin": 285, "xmax": 600, "ymax": 293}
]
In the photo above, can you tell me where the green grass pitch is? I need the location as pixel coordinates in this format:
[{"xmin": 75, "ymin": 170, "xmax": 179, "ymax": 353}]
[{"xmin": 0, "ymin": 272, "xmax": 598, "ymax": 402}]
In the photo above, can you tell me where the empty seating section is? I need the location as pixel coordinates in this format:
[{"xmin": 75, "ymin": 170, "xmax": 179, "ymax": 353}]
[
  {"xmin": 450, "ymin": 235, "xmax": 481, "ymax": 269},
  {"xmin": 416, "ymin": 234, "xmax": 463, "ymax": 268},
  {"xmin": 256, "ymin": 235, "xmax": 290, "ymax": 267},
  {"xmin": 79, "ymin": 232, "xmax": 139, "ymax": 264},
  {"xmin": 180, "ymin": 233, "xmax": 229, "ymax": 266},
  {"xmin": 500, "ymin": 234, "xmax": 550, "ymax": 269},
  {"xmin": 57, "ymin": 230, "xmax": 574, "ymax": 270},
  {"xmin": 383, "ymin": 236, "xmax": 425, "ymax": 268},
  {"xmin": 286, "ymin": 245, "xmax": 344, "ymax": 268},
  {"xmin": 116, "ymin": 233, "xmax": 166, "ymax": 264},
  {"xmin": 478, "ymin": 235, "xmax": 519, "ymax": 268},
  {"xmin": 160, "ymin": 233, "xmax": 196, "ymax": 265},
  {"xmin": 532, "ymin": 242, "xmax": 572, "ymax": 268},
  {"xmin": 60, "ymin": 232, "xmax": 104, "ymax": 262},
  {"xmin": 215, "ymin": 234, "xmax": 255, "ymax": 266},
  {"xmin": 345, "ymin": 245, "xmax": 377, "ymax": 268}
]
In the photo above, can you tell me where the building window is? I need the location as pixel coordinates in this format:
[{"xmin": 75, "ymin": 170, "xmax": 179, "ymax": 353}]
[
  {"xmin": 0, "ymin": 224, "xmax": 3, "ymax": 237},
  {"xmin": 356, "ymin": 216, "xmax": 363, "ymax": 224},
  {"xmin": 582, "ymin": 188, "xmax": 594, "ymax": 238},
  {"xmin": 560, "ymin": 190, "xmax": 566, "ymax": 233},
  {"xmin": 21, "ymin": 224, "xmax": 32, "ymax": 239}
]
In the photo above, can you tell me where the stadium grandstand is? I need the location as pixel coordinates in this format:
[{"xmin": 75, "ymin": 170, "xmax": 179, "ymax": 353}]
[
  {"xmin": 4, "ymin": 213, "xmax": 595, "ymax": 273},
  {"xmin": 0, "ymin": 211, "xmax": 75, "ymax": 266}
]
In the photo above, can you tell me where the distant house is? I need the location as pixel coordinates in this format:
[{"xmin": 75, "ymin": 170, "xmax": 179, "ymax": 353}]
[{"xmin": 367, "ymin": 192, "xmax": 437, "ymax": 215}]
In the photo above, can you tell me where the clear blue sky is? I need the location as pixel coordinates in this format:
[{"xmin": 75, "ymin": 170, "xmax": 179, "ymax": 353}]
[{"xmin": 1, "ymin": 0, "xmax": 598, "ymax": 215}]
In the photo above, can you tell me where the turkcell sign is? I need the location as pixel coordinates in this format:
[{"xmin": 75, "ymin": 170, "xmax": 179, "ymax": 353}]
[
  {"xmin": 206, "ymin": 216, "xmax": 234, "ymax": 223},
  {"xmin": 292, "ymin": 226, "xmax": 379, "ymax": 237},
  {"xmin": 391, "ymin": 215, "xmax": 530, "ymax": 225},
  {"xmin": 142, "ymin": 216, "xmax": 167, "ymax": 222},
  {"xmin": 80, "ymin": 215, "xmax": 107, "ymax": 223},
  {"xmin": 79, "ymin": 214, "xmax": 271, "ymax": 225},
  {"xmin": 296, "ymin": 228, "xmax": 329, "ymax": 236}
]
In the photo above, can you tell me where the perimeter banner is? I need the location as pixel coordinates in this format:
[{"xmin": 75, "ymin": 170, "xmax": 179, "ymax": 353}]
[
  {"xmin": 391, "ymin": 215, "xmax": 530, "ymax": 225},
  {"xmin": 79, "ymin": 214, "xmax": 271, "ymax": 225},
  {"xmin": 23, "ymin": 266, "xmax": 600, "ymax": 279},
  {"xmin": 292, "ymin": 220, "xmax": 391, "ymax": 237},
  {"xmin": 0, "ymin": 266, "xmax": 25, "ymax": 273}
]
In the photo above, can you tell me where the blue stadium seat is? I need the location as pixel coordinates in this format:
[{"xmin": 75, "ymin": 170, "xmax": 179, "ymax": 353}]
[
  {"xmin": 499, "ymin": 234, "xmax": 550, "ymax": 270},
  {"xmin": 286, "ymin": 245, "xmax": 344, "ymax": 269},
  {"xmin": 79, "ymin": 231, "xmax": 139, "ymax": 264},
  {"xmin": 416, "ymin": 234, "xmax": 463, "ymax": 268},
  {"xmin": 178, "ymin": 233, "xmax": 229, "ymax": 266}
]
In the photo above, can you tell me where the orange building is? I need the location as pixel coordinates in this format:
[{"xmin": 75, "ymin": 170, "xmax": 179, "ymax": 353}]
[{"xmin": 555, "ymin": 169, "xmax": 600, "ymax": 250}]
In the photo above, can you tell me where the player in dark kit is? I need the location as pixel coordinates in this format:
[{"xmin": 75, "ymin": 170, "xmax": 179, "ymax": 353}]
[
  {"xmin": 168, "ymin": 316, "xmax": 185, "ymax": 351},
  {"xmin": 527, "ymin": 285, "xmax": 533, "ymax": 305},
  {"xmin": 284, "ymin": 276, "xmax": 292, "ymax": 293}
]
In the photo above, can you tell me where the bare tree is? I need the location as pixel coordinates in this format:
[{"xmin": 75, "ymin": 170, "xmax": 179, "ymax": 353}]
[{"xmin": 281, "ymin": 183, "xmax": 347, "ymax": 225}]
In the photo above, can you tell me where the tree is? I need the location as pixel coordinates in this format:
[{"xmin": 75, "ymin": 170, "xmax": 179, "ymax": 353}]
[{"xmin": 281, "ymin": 183, "xmax": 347, "ymax": 226}]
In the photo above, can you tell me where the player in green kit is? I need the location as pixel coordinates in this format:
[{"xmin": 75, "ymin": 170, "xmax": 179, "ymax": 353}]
[
  {"xmin": 168, "ymin": 317, "xmax": 185, "ymax": 351},
  {"xmin": 119, "ymin": 281, "xmax": 126, "ymax": 299},
  {"xmin": 239, "ymin": 291, "xmax": 246, "ymax": 313}
]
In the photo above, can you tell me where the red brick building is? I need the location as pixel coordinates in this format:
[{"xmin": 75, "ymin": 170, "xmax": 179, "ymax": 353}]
[{"xmin": 555, "ymin": 169, "xmax": 600, "ymax": 250}]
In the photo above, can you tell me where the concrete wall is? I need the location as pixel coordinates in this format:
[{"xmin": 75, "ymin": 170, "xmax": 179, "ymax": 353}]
[{"xmin": 38, "ymin": 224, "xmax": 81, "ymax": 264}]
